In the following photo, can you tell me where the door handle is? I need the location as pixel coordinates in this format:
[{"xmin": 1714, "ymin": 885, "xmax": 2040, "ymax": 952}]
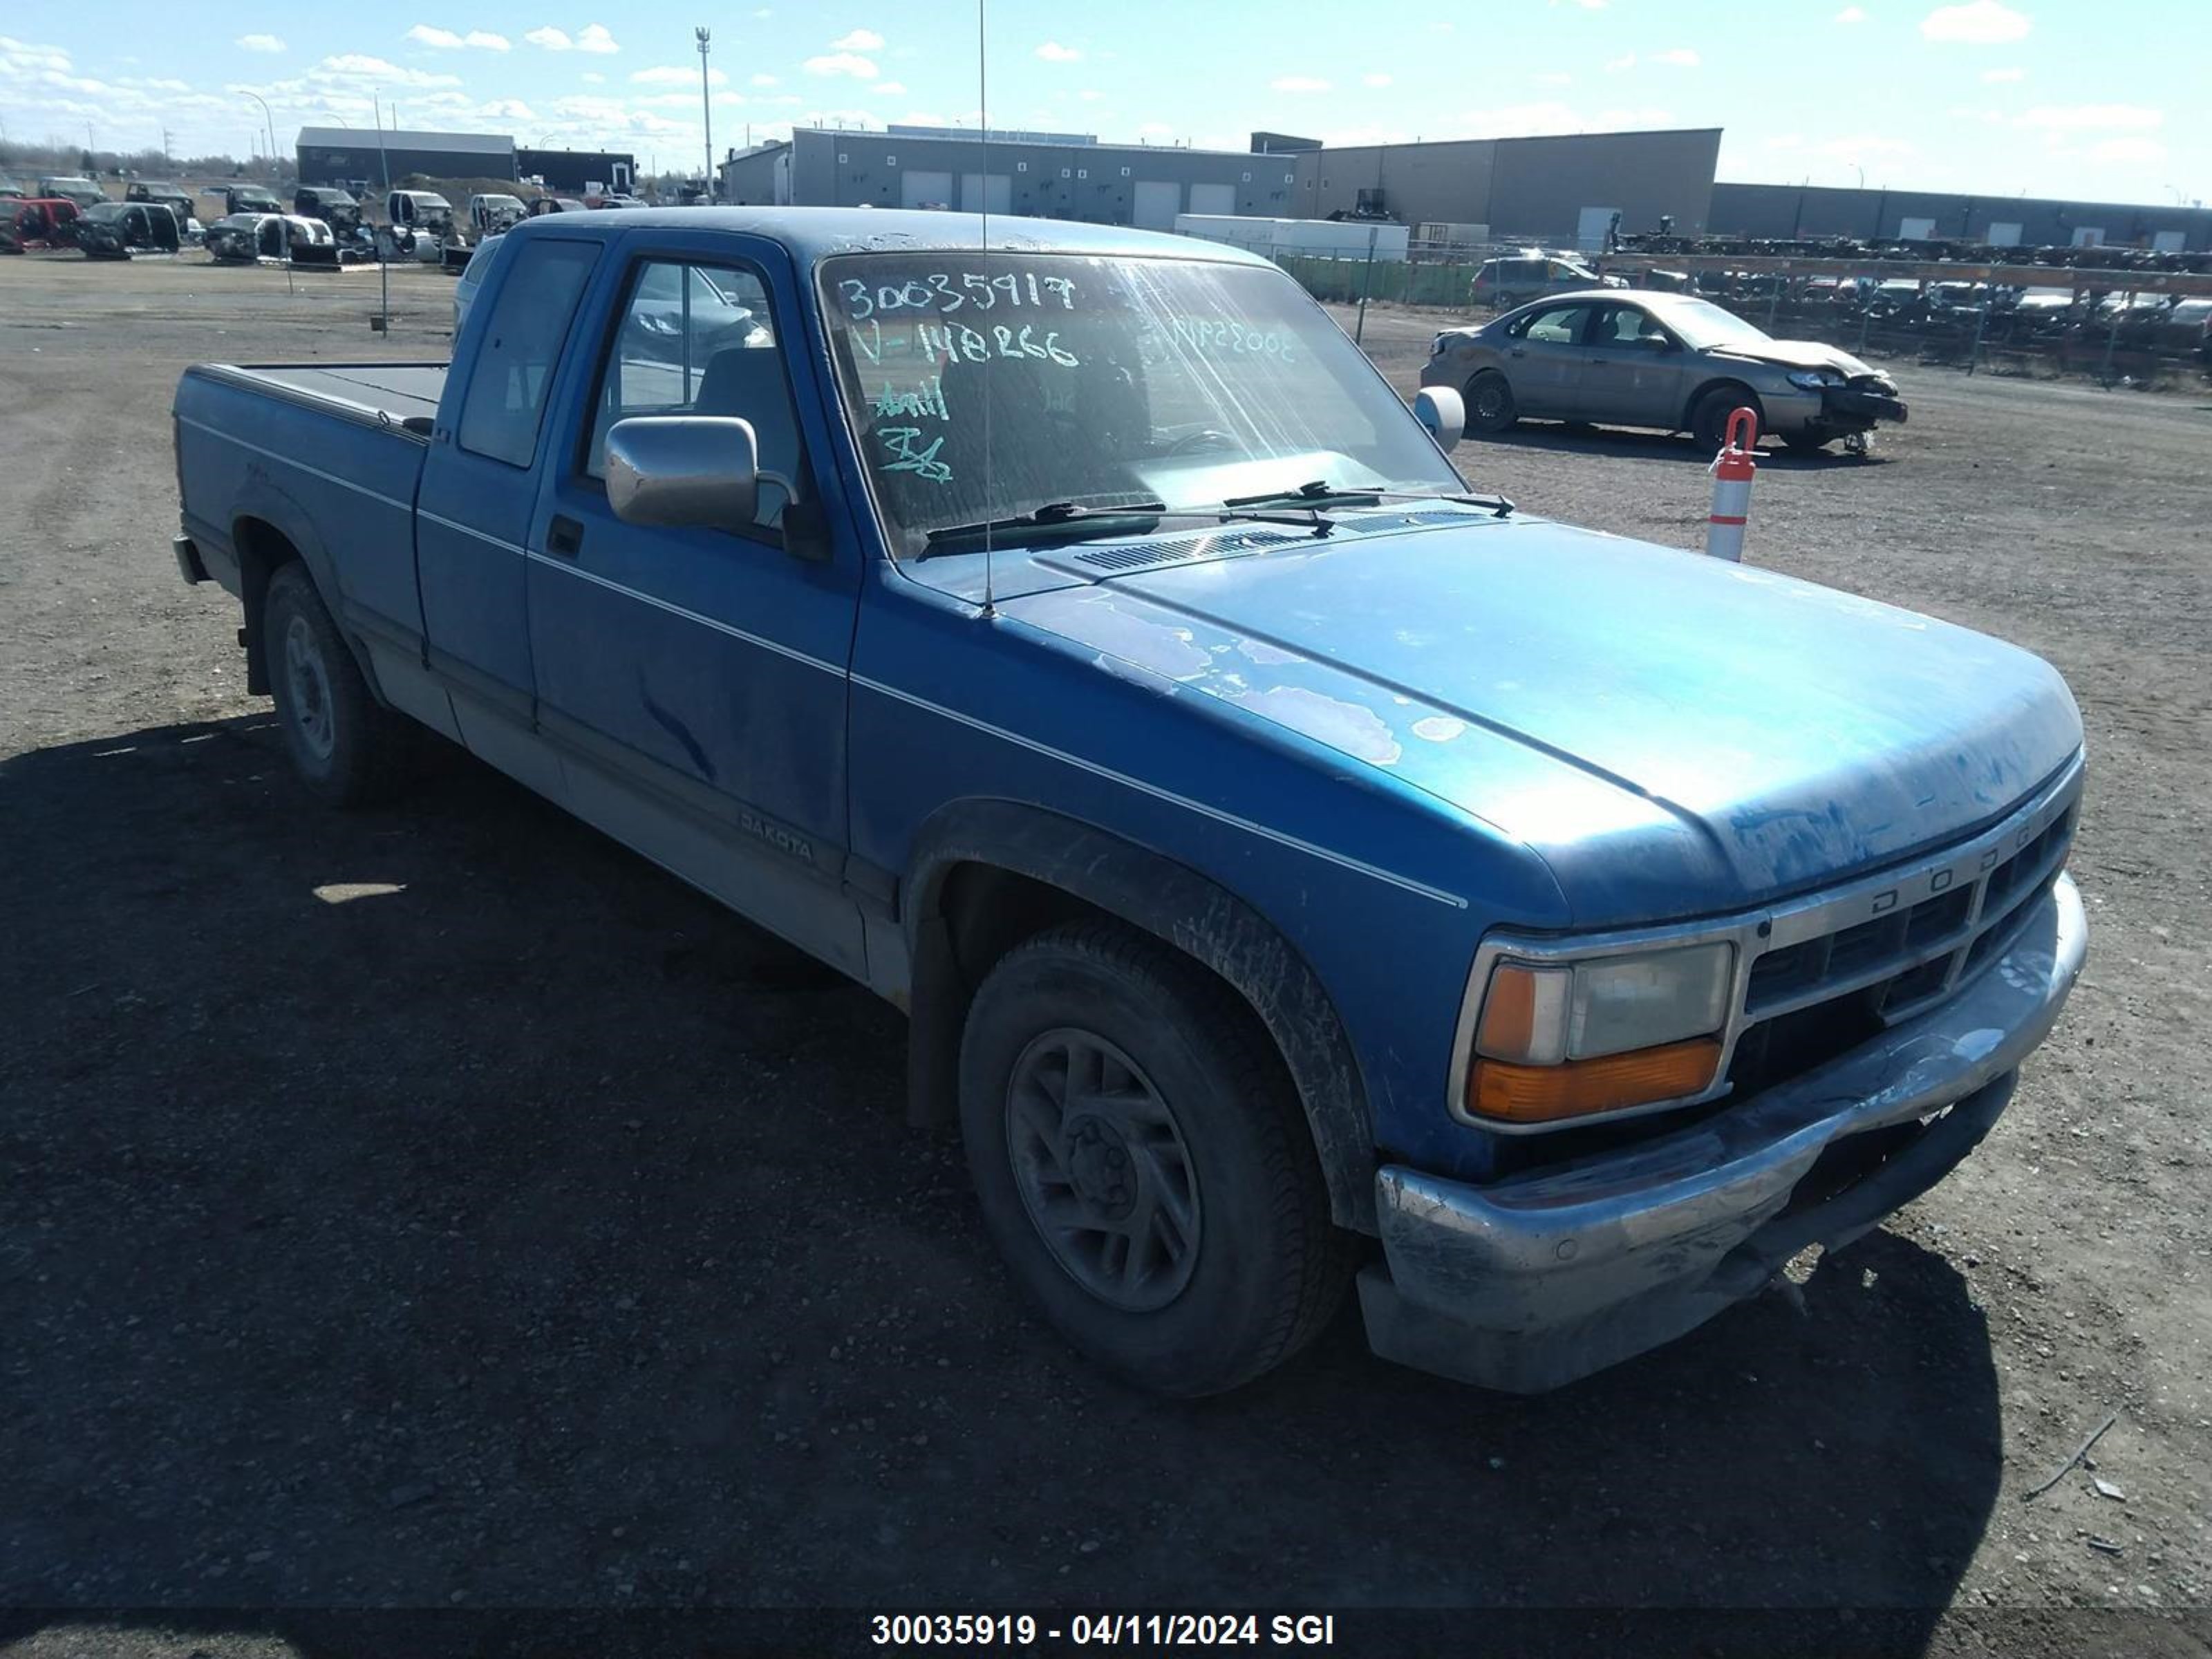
[
  {"xmin": 546, "ymin": 514, "xmax": 585, "ymax": 558},
  {"xmin": 1508, "ymin": 347, "xmax": 1526, "ymax": 358}
]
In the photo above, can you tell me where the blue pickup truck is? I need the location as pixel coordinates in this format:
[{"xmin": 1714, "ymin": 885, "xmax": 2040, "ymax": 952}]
[{"xmin": 171, "ymin": 209, "xmax": 2087, "ymax": 1396}]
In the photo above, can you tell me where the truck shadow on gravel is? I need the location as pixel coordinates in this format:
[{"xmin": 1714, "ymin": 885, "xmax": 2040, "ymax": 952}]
[{"xmin": 1, "ymin": 716, "xmax": 2003, "ymax": 1650}]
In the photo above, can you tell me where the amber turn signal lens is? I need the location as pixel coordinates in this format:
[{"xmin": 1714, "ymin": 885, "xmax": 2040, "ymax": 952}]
[{"xmin": 1470, "ymin": 1038, "xmax": 1723, "ymax": 1125}]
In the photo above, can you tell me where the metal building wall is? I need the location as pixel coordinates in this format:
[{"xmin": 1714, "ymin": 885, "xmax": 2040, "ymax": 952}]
[
  {"xmin": 785, "ymin": 129, "xmax": 1297, "ymax": 224},
  {"xmin": 1710, "ymin": 182, "xmax": 2212, "ymax": 251}
]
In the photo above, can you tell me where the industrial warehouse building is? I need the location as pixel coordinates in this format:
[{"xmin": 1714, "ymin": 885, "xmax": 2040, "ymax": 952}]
[
  {"xmin": 720, "ymin": 123, "xmax": 1722, "ymax": 248},
  {"xmin": 295, "ymin": 126, "xmax": 634, "ymax": 194},
  {"xmin": 1707, "ymin": 182, "xmax": 2212, "ymax": 252},
  {"xmin": 1291, "ymin": 129, "xmax": 1723, "ymax": 247},
  {"xmin": 720, "ymin": 125, "xmax": 1304, "ymax": 225}
]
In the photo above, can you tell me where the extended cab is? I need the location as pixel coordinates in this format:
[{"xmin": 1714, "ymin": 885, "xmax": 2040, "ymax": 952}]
[{"xmin": 170, "ymin": 210, "xmax": 2088, "ymax": 1396}]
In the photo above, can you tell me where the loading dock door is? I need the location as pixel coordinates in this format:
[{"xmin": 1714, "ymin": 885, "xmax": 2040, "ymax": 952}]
[
  {"xmin": 1188, "ymin": 182, "xmax": 1236, "ymax": 216},
  {"xmin": 901, "ymin": 169, "xmax": 954, "ymax": 209},
  {"xmin": 960, "ymin": 172, "xmax": 1012, "ymax": 214},
  {"xmin": 1987, "ymin": 221, "xmax": 2023, "ymax": 247},
  {"xmin": 2153, "ymin": 229, "xmax": 2186, "ymax": 253},
  {"xmin": 1575, "ymin": 205, "xmax": 1623, "ymax": 252},
  {"xmin": 1897, "ymin": 216, "xmax": 1938, "ymax": 241},
  {"xmin": 1133, "ymin": 180, "xmax": 1181, "ymax": 229}
]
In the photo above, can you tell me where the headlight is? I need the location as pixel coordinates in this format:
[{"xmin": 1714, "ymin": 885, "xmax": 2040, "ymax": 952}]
[
  {"xmin": 1430, "ymin": 332, "xmax": 1452, "ymax": 357},
  {"xmin": 1465, "ymin": 941, "xmax": 1734, "ymax": 1125},
  {"xmin": 1785, "ymin": 368, "xmax": 1842, "ymax": 389}
]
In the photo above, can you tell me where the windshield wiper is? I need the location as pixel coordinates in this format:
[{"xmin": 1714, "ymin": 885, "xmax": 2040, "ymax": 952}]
[
  {"xmin": 917, "ymin": 500, "xmax": 1323, "ymax": 559},
  {"xmin": 1221, "ymin": 480, "xmax": 1515, "ymax": 518}
]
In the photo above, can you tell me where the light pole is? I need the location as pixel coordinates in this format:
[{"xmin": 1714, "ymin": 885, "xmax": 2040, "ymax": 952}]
[
  {"xmin": 244, "ymin": 91, "xmax": 278, "ymax": 182},
  {"xmin": 696, "ymin": 26, "xmax": 714, "ymax": 200}
]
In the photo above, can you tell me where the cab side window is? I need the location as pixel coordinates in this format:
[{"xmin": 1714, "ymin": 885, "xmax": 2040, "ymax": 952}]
[
  {"xmin": 585, "ymin": 257, "xmax": 800, "ymax": 535},
  {"xmin": 456, "ymin": 238, "xmax": 602, "ymax": 469}
]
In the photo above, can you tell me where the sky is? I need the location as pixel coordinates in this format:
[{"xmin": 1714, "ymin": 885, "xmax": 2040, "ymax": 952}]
[{"xmin": 0, "ymin": 0, "xmax": 2202, "ymax": 205}]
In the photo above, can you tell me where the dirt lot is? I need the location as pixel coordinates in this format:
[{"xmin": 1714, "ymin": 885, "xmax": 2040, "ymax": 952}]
[{"xmin": 2, "ymin": 256, "xmax": 2209, "ymax": 1658}]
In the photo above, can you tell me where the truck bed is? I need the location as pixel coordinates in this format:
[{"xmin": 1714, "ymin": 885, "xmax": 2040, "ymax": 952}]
[{"xmin": 192, "ymin": 362, "xmax": 449, "ymax": 432}]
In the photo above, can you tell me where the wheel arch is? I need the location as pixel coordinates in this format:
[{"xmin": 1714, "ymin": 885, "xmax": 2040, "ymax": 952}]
[
  {"xmin": 229, "ymin": 506, "xmax": 381, "ymax": 702},
  {"xmin": 901, "ymin": 799, "xmax": 1378, "ymax": 1232},
  {"xmin": 1681, "ymin": 375, "xmax": 1762, "ymax": 435}
]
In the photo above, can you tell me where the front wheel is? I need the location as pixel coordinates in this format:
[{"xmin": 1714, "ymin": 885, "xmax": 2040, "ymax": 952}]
[
  {"xmin": 1690, "ymin": 384, "xmax": 1762, "ymax": 452},
  {"xmin": 958, "ymin": 921, "xmax": 1353, "ymax": 1396}
]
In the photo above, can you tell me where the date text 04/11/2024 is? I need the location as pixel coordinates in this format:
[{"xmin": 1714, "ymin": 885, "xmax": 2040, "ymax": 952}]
[{"xmin": 869, "ymin": 1613, "xmax": 1337, "ymax": 1647}]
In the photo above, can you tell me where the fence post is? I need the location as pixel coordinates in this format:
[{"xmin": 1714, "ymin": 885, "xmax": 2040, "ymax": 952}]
[
  {"xmin": 1355, "ymin": 225, "xmax": 1378, "ymax": 345},
  {"xmin": 1857, "ymin": 295, "xmax": 1872, "ymax": 355},
  {"xmin": 1765, "ymin": 277, "xmax": 1781, "ymax": 331},
  {"xmin": 1967, "ymin": 293, "xmax": 1990, "ymax": 375},
  {"xmin": 2099, "ymin": 294, "xmax": 2124, "ymax": 385}
]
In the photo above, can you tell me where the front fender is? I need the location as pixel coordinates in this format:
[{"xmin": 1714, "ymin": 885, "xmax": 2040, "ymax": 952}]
[{"xmin": 903, "ymin": 798, "xmax": 1378, "ymax": 1232}]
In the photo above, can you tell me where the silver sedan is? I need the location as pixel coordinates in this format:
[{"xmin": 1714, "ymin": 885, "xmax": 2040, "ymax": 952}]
[{"xmin": 1421, "ymin": 290, "xmax": 1907, "ymax": 454}]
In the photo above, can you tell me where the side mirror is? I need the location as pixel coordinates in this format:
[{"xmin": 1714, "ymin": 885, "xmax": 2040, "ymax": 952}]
[
  {"xmin": 606, "ymin": 415, "xmax": 760, "ymax": 529},
  {"xmin": 1414, "ymin": 386, "xmax": 1465, "ymax": 452}
]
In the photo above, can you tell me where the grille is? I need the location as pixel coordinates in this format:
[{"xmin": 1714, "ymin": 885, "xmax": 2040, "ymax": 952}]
[{"xmin": 1726, "ymin": 800, "xmax": 2077, "ymax": 1099}]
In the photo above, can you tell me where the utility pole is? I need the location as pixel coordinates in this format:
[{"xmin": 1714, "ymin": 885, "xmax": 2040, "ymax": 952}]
[
  {"xmin": 696, "ymin": 26, "xmax": 714, "ymax": 200},
  {"xmin": 244, "ymin": 91, "xmax": 278, "ymax": 185}
]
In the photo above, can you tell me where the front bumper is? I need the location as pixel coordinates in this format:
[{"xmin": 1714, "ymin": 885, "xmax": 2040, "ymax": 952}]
[
  {"xmin": 1359, "ymin": 872, "xmax": 2086, "ymax": 1393},
  {"xmin": 1819, "ymin": 382, "xmax": 1909, "ymax": 431}
]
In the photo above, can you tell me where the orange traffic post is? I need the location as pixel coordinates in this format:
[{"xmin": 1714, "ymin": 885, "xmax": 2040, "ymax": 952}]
[{"xmin": 1705, "ymin": 406, "xmax": 1759, "ymax": 563}]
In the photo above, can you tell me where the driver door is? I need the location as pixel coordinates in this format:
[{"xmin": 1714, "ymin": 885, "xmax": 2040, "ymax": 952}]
[
  {"xmin": 525, "ymin": 233, "xmax": 868, "ymax": 973},
  {"xmin": 1501, "ymin": 301, "xmax": 1595, "ymax": 418}
]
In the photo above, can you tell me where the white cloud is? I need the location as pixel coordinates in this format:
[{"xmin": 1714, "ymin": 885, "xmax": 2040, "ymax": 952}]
[
  {"xmin": 751, "ymin": 73, "xmax": 780, "ymax": 86},
  {"xmin": 1919, "ymin": 0, "xmax": 2031, "ymax": 43},
  {"xmin": 478, "ymin": 97, "xmax": 534, "ymax": 118},
  {"xmin": 803, "ymin": 51, "xmax": 878, "ymax": 77},
  {"xmin": 1362, "ymin": 72, "xmax": 1392, "ymax": 87},
  {"xmin": 1533, "ymin": 72, "xmax": 1573, "ymax": 86},
  {"xmin": 235, "ymin": 32, "xmax": 286, "ymax": 53},
  {"xmin": 1980, "ymin": 65, "xmax": 2025, "ymax": 81},
  {"xmin": 1271, "ymin": 75, "xmax": 1331, "ymax": 92},
  {"xmin": 873, "ymin": 80, "xmax": 906, "ymax": 95},
  {"xmin": 1834, "ymin": 5, "xmax": 1868, "ymax": 20},
  {"xmin": 1604, "ymin": 53, "xmax": 1635, "ymax": 71},
  {"xmin": 632, "ymin": 64, "xmax": 728, "ymax": 86},
  {"xmin": 405, "ymin": 25, "xmax": 509, "ymax": 50},
  {"xmin": 1654, "ymin": 47, "xmax": 1700, "ymax": 66},
  {"xmin": 1459, "ymin": 100, "xmax": 1581, "ymax": 136},
  {"xmin": 1034, "ymin": 41, "xmax": 1081, "ymax": 62},
  {"xmin": 832, "ymin": 28, "xmax": 883, "ymax": 50},
  {"xmin": 1077, "ymin": 88, "xmax": 1103, "ymax": 101},
  {"xmin": 1549, "ymin": 0, "xmax": 1606, "ymax": 7},
  {"xmin": 2090, "ymin": 135, "xmax": 2166, "ymax": 164},
  {"xmin": 2016, "ymin": 102, "xmax": 2162, "ymax": 132},
  {"xmin": 581, "ymin": 70, "xmax": 604, "ymax": 82},
  {"xmin": 531, "ymin": 22, "xmax": 617, "ymax": 53},
  {"xmin": 316, "ymin": 53, "xmax": 463, "ymax": 87}
]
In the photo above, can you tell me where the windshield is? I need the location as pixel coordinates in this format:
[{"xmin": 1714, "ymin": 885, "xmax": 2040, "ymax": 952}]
[
  {"xmin": 84, "ymin": 203, "xmax": 127, "ymax": 223},
  {"xmin": 1658, "ymin": 297, "xmax": 1776, "ymax": 350},
  {"xmin": 819, "ymin": 251, "xmax": 1461, "ymax": 556}
]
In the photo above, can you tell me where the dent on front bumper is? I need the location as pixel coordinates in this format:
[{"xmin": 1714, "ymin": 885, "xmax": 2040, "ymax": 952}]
[{"xmin": 1358, "ymin": 871, "xmax": 2086, "ymax": 1393}]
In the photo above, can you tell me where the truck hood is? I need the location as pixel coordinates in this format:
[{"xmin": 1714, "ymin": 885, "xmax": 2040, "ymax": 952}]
[
  {"xmin": 1703, "ymin": 337, "xmax": 1883, "ymax": 379},
  {"xmin": 1003, "ymin": 514, "xmax": 2081, "ymax": 925}
]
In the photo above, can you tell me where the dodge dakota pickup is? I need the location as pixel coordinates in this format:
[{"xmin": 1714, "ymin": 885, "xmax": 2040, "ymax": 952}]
[{"xmin": 171, "ymin": 209, "xmax": 2088, "ymax": 1396}]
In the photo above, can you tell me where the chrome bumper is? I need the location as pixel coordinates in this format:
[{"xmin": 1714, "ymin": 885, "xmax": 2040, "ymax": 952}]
[{"xmin": 1359, "ymin": 872, "xmax": 2087, "ymax": 1393}]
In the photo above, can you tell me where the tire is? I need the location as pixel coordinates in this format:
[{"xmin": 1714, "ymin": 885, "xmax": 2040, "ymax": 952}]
[
  {"xmin": 1464, "ymin": 369, "xmax": 1519, "ymax": 434},
  {"xmin": 958, "ymin": 919, "xmax": 1355, "ymax": 1396},
  {"xmin": 263, "ymin": 562, "xmax": 414, "ymax": 807},
  {"xmin": 1689, "ymin": 384, "xmax": 1761, "ymax": 452}
]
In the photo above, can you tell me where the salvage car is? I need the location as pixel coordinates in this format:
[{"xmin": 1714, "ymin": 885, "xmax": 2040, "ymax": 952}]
[
  {"xmin": 126, "ymin": 180, "xmax": 197, "ymax": 223},
  {"xmin": 1425, "ymin": 290, "xmax": 1908, "ymax": 454},
  {"xmin": 1468, "ymin": 250, "xmax": 1626, "ymax": 308},
  {"xmin": 169, "ymin": 209, "xmax": 2085, "ymax": 1398},
  {"xmin": 218, "ymin": 183, "xmax": 285, "ymax": 216},
  {"xmin": 0, "ymin": 197, "xmax": 82, "ymax": 252},
  {"xmin": 36, "ymin": 175, "xmax": 103, "ymax": 211},
  {"xmin": 450, "ymin": 230, "xmax": 503, "ymax": 333},
  {"xmin": 76, "ymin": 200, "xmax": 181, "ymax": 259},
  {"xmin": 469, "ymin": 191, "xmax": 527, "ymax": 234}
]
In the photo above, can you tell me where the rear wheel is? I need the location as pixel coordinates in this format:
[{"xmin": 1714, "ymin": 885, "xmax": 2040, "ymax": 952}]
[
  {"xmin": 263, "ymin": 563, "xmax": 414, "ymax": 807},
  {"xmin": 958, "ymin": 920, "xmax": 1353, "ymax": 1396},
  {"xmin": 1465, "ymin": 370, "xmax": 1519, "ymax": 434},
  {"xmin": 1690, "ymin": 383, "xmax": 1763, "ymax": 451}
]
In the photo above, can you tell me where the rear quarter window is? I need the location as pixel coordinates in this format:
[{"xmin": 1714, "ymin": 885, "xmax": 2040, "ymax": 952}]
[{"xmin": 456, "ymin": 238, "xmax": 602, "ymax": 469}]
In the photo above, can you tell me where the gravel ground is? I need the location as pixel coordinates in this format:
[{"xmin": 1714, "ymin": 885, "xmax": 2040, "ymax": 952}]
[{"xmin": 1, "ymin": 258, "xmax": 2209, "ymax": 1658}]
